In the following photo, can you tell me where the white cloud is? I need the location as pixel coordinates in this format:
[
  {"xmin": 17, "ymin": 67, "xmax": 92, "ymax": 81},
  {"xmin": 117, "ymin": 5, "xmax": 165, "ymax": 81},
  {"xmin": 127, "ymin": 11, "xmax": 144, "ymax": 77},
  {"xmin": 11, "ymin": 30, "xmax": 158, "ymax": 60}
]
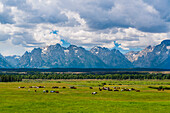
[
  {"xmin": 0, "ymin": 0, "xmax": 170, "ymax": 56},
  {"xmin": 61, "ymin": 10, "xmax": 86, "ymax": 26},
  {"xmin": 0, "ymin": 2, "xmax": 3, "ymax": 12}
]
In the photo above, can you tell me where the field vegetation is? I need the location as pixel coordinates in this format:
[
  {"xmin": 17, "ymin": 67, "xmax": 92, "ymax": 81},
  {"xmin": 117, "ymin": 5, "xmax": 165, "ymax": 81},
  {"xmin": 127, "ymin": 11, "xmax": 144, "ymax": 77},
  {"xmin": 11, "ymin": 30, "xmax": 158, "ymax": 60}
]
[{"xmin": 0, "ymin": 79, "xmax": 170, "ymax": 113}]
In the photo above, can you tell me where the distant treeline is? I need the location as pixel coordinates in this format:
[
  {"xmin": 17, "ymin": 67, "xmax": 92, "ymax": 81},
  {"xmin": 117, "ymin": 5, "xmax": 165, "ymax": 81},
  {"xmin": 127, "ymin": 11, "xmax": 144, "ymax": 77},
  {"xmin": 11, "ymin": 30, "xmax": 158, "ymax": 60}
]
[
  {"xmin": 22, "ymin": 73, "xmax": 170, "ymax": 80},
  {"xmin": 0, "ymin": 75, "xmax": 22, "ymax": 82},
  {"xmin": 0, "ymin": 72, "xmax": 170, "ymax": 82}
]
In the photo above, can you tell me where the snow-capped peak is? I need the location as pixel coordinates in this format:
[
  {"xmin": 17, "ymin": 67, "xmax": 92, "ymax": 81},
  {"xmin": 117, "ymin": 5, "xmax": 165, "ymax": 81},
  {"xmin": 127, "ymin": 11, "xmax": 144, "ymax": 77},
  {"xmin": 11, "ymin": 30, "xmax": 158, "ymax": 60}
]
[{"xmin": 41, "ymin": 46, "xmax": 48, "ymax": 54}]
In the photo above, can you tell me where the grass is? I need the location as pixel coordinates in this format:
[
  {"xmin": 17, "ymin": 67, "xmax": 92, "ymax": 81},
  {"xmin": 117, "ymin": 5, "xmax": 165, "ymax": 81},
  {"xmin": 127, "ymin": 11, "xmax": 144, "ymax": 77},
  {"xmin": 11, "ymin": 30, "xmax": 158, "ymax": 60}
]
[{"xmin": 0, "ymin": 79, "xmax": 170, "ymax": 113}]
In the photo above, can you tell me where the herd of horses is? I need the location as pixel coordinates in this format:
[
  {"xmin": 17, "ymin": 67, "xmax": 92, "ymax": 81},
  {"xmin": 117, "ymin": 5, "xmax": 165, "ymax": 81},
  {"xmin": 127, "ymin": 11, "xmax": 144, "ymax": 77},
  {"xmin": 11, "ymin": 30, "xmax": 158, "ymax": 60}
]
[
  {"xmin": 18, "ymin": 86, "xmax": 78, "ymax": 93},
  {"xmin": 91, "ymin": 87, "xmax": 140, "ymax": 94},
  {"xmin": 98, "ymin": 87, "xmax": 140, "ymax": 92},
  {"xmin": 18, "ymin": 85, "xmax": 141, "ymax": 94}
]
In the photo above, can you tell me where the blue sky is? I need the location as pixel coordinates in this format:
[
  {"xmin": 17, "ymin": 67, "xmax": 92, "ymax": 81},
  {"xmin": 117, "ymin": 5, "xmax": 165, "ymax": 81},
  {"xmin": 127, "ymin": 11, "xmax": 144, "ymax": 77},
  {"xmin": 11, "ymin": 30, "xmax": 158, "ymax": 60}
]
[{"xmin": 0, "ymin": 0, "xmax": 170, "ymax": 56}]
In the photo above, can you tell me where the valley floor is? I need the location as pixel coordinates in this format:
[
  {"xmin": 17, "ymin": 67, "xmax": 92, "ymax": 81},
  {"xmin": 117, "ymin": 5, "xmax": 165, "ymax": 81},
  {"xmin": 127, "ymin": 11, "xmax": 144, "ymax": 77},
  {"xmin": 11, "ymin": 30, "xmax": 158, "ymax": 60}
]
[{"xmin": 0, "ymin": 79, "xmax": 170, "ymax": 113}]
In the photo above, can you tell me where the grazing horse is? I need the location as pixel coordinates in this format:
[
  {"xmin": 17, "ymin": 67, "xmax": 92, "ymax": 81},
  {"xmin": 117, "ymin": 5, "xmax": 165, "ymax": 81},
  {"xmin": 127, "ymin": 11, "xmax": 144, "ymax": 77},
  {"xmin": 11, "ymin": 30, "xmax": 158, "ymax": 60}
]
[
  {"xmin": 62, "ymin": 87, "xmax": 66, "ymax": 89},
  {"xmin": 108, "ymin": 89, "xmax": 112, "ymax": 91},
  {"xmin": 89, "ymin": 87, "xmax": 93, "ymax": 89},
  {"xmin": 50, "ymin": 91, "xmax": 55, "ymax": 93},
  {"xmin": 52, "ymin": 86, "xmax": 59, "ymax": 88},
  {"xmin": 107, "ymin": 87, "xmax": 112, "ymax": 91},
  {"xmin": 136, "ymin": 90, "xmax": 140, "ymax": 92},
  {"xmin": 99, "ymin": 88, "xmax": 102, "ymax": 91},
  {"xmin": 56, "ymin": 91, "xmax": 59, "ymax": 93},
  {"xmin": 92, "ymin": 92, "xmax": 97, "ymax": 95},
  {"xmin": 114, "ymin": 89, "xmax": 119, "ymax": 91},
  {"xmin": 38, "ymin": 86, "xmax": 45, "ymax": 88},
  {"xmin": 102, "ymin": 87, "xmax": 108, "ymax": 90},
  {"xmin": 29, "ymin": 86, "xmax": 38, "ymax": 88},
  {"xmin": 158, "ymin": 89, "xmax": 161, "ymax": 91},
  {"xmin": 70, "ymin": 86, "xmax": 77, "ymax": 89},
  {"xmin": 131, "ymin": 88, "xmax": 135, "ymax": 91},
  {"xmin": 124, "ymin": 88, "xmax": 129, "ymax": 91}
]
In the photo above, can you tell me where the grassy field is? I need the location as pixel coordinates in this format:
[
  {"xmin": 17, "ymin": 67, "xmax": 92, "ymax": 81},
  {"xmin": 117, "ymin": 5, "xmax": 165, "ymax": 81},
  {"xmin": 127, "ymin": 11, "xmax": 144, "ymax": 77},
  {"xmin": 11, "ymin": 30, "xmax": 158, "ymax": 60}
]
[{"xmin": 0, "ymin": 79, "xmax": 170, "ymax": 113}]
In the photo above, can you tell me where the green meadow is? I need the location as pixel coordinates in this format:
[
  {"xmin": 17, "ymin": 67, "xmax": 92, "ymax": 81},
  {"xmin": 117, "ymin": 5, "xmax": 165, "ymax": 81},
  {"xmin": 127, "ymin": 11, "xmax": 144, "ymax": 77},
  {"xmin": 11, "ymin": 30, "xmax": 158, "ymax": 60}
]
[{"xmin": 0, "ymin": 79, "xmax": 170, "ymax": 113}]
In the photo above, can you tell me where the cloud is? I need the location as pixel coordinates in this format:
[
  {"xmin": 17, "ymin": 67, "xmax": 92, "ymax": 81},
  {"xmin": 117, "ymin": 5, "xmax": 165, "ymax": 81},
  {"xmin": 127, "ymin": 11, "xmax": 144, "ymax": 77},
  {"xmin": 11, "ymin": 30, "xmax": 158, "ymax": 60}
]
[
  {"xmin": 0, "ymin": 2, "xmax": 14, "ymax": 24},
  {"xmin": 75, "ymin": 0, "xmax": 168, "ymax": 33},
  {"xmin": 143, "ymin": 0, "xmax": 170, "ymax": 22},
  {"xmin": 0, "ymin": 31, "xmax": 10, "ymax": 41},
  {"xmin": 0, "ymin": 0, "xmax": 170, "ymax": 56},
  {"xmin": 1, "ymin": 0, "xmax": 168, "ymax": 32}
]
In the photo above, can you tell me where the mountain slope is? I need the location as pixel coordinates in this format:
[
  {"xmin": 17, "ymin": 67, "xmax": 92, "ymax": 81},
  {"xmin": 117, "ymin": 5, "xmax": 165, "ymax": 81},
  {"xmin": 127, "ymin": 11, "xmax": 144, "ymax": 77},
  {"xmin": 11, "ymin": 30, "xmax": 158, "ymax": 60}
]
[
  {"xmin": 159, "ymin": 57, "xmax": 170, "ymax": 69},
  {"xmin": 4, "ymin": 40, "xmax": 170, "ymax": 69},
  {"xmin": 18, "ymin": 44, "xmax": 106, "ymax": 68},
  {"xmin": 90, "ymin": 47, "xmax": 133, "ymax": 68},
  {"xmin": 126, "ymin": 40, "xmax": 170, "ymax": 68},
  {"xmin": 0, "ymin": 54, "xmax": 12, "ymax": 68},
  {"xmin": 5, "ymin": 55, "xmax": 20, "ymax": 67}
]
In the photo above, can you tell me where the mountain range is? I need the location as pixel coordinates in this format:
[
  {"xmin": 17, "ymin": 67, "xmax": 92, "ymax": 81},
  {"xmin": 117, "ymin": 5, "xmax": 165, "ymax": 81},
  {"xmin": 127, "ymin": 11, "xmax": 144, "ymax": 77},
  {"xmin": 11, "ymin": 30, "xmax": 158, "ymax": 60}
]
[
  {"xmin": 1, "ymin": 40, "xmax": 170, "ymax": 69},
  {"xmin": 125, "ymin": 40, "xmax": 170, "ymax": 69}
]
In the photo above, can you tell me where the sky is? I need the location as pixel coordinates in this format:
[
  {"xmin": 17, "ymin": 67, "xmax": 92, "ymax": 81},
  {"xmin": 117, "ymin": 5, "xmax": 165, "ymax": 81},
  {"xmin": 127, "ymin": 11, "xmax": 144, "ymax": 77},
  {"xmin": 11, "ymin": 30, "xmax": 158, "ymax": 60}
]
[{"xmin": 0, "ymin": 0, "xmax": 170, "ymax": 56}]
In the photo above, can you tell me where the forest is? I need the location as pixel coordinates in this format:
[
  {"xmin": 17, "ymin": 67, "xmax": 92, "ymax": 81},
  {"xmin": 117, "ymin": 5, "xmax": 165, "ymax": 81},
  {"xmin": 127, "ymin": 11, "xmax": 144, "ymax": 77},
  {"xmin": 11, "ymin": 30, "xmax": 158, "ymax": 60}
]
[{"xmin": 0, "ymin": 71, "xmax": 170, "ymax": 82}]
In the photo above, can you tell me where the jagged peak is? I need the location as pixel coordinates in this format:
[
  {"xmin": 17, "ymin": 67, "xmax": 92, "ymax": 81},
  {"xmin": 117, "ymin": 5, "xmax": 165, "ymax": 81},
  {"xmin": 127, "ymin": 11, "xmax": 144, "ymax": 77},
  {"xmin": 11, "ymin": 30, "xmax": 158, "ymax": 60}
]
[
  {"xmin": 31, "ymin": 48, "xmax": 42, "ymax": 54},
  {"xmin": 92, "ymin": 46, "xmax": 102, "ymax": 49},
  {"xmin": 161, "ymin": 40, "xmax": 170, "ymax": 46},
  {"xmin": 111, "ymin": 48, "xmax": 120, "ymax": 52},
  {"xmin": 24, "ymin": 51, "xmax": 29, "ymax": 54},
  {"xmin": 146, "ymin": 45, "xmax": 152, "ymax": 49},
  {"xmin": 55, "ymin": 43, "xmax": 62, "ymax": 47},
  {"xmin": 91, "ymin": 46, "xmax": 110, "ymax": 51},
  {"xmin": 68, "ymin": 45, "xmax": 77, "ymax": 48},
  {"xmin": 44, "ymin": 43, "xmax": 61, "ymax": 48},
  {"xmin": 143, "ymin": 45, "xmax": 154, "ymax": 52}
]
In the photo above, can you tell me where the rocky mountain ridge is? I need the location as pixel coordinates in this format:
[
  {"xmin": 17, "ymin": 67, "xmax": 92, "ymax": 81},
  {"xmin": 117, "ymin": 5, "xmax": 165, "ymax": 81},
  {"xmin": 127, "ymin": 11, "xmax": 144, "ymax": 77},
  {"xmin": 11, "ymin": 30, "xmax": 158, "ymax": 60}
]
[
  {"xmin": 125, "ymin": 40, "xmax": 170, "ymax": 68},
  {"xmin": 90, "ymin": 46, "xmax": 133, "ymax": 68},
  {"xmin": 0, "ymin": 54, "xmax": 12, "ymax": 68},
  {"xmin": 1, "ymin": 40, "xmax": 170, "ymax": 69},
  {"xmin": 17, "ymin": 44, "xmax": 107, "ymax": 68}
]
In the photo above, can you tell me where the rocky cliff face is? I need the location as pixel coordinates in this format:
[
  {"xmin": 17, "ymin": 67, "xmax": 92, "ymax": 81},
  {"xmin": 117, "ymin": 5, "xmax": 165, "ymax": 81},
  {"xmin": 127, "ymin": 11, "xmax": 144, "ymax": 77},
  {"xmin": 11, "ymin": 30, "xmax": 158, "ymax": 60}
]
[
  {"xmin": 18, "ymin": 44, "xmax": 107, "ymax": 68},
  {"xmin": 1, "ymin": 40, "xmax": 169, "ymax": 69},
  {"xmin": 5, "ymin": 55, "xmax": 20, "ymax": 67},
  {"xmin": 125, "ymin": 40, "xmax": 170, "ymax": 68},
  {"xmin": 90, "ymin": 46, "xmax": 133, "ymax": 68},
  {"xmin": 0, "ymin": 54, "xmax": 12, "ymax": 68}
]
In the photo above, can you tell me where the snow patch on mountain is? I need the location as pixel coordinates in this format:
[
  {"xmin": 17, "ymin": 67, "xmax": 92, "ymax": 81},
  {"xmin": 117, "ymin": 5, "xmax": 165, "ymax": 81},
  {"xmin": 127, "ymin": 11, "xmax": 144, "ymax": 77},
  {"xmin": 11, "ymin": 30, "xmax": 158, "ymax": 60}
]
[
  {"xmin": 167, "ymin": 46, "xmax": 170, "ymax": 49},
  {"xmin": 64, "ymin": 50, "xmax": 69, "ymax": 53},
  {"xmin": 41, "ymin": 46, "xmax": 48, "ymax": 54},
  {"xmin": 126, "ymin": 40, "xmax": 170, "ymax": 68},
  {"xmin": 125, "ymin": 45, "xmax": 154, "ymax": 62},
  {"xmin": 156, "ymin": 51, "xmax": 160, "ymax": 55},
  {"xmin": 75, "ymin": 50, "xmax": 78, "ymax": 54}
]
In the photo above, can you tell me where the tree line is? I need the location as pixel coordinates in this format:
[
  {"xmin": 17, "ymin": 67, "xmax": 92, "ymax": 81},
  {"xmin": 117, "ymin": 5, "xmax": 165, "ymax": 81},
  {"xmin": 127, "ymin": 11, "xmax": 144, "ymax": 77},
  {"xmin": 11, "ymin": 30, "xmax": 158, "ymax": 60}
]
[
  {"xmin": 0, "ymin": 72, "xmax": 170, "ymax": 82},
  {"xmin": 0, "ymin": 75, "xmax": 22, "ymax": 82}
]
